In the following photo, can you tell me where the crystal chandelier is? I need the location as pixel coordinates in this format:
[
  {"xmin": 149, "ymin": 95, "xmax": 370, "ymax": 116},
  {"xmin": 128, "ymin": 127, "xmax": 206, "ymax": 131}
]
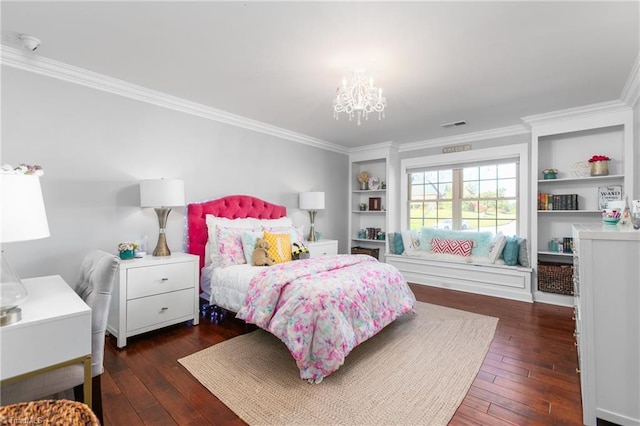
[{"xmin": 333, "ymin": 69, "xmax": 386, "ymax": 125}]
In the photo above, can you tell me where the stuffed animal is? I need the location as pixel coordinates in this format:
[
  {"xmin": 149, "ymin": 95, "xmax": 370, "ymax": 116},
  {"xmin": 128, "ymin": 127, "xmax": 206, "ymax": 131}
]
[
  {"xmin": 292, "ymin": 241, "xmax": 310, "ymax": 260},
  {"xmin": 252, "ymin": 238, "xmax": 274, "ymax": 266}
]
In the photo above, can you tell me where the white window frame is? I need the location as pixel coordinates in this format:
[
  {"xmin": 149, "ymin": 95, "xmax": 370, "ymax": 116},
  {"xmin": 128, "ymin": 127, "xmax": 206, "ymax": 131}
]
[{"xmin": 399, "ymin": 144, "xmax": 529, "ymax": 239}]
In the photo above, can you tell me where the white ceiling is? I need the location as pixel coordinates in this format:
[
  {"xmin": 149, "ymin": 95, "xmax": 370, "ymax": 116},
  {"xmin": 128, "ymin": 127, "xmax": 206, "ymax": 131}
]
[{"xmin": 2, "ymin": 1, "xmax": 639, "ymax": 149}]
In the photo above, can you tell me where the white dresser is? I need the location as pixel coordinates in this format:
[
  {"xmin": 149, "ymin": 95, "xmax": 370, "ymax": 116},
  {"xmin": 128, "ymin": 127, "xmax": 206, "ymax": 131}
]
[
  {"xmin": 572, "ymin": 223, "xmax": 640, "ymax": 426},
  {"xmin": 107, "ymin": 253, "xmax": 199, "ymax": 348},
  {"xmin": 306, "ymin": 239, "xmax": 338, "ymax": 258}
]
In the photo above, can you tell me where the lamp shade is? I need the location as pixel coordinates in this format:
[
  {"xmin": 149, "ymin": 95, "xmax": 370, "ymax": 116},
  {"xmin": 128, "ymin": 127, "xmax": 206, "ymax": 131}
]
[
  {"xmin": 140, "ymin": 179, "xmax": 185, "ymax": 207},
  {"xmin": 0, "ymin": 174, "xmax": 50, "ymax": 243},
  {"xmin": 299, "ymin": 192, "xmax": 325, "ymax": 210}
]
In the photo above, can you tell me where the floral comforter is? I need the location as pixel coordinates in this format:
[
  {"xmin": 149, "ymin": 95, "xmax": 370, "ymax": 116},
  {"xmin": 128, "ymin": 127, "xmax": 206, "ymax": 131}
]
[{"xmin": 236, "ymin": 254, "xmax": 416, "ymax": 382}]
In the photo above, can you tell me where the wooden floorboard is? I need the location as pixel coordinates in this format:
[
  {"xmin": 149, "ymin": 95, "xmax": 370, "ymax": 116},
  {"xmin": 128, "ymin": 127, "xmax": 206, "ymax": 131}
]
[{"xmin": 102, "ymin": 284, "xmax": 583, "ymax": 425}]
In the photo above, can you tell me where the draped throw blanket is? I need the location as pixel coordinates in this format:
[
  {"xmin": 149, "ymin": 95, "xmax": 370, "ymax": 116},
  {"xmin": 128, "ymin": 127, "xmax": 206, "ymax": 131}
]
[{"xmin": 236, "ymin": 254, "xmax": 416, "ymax": 382}]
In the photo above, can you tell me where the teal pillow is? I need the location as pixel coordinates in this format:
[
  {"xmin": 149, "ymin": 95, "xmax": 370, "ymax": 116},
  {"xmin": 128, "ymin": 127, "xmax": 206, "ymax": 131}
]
[
  {"xmin": 502, "ymin": 236, "xmax": 520, "ymax": 266},
  {"xmin": 394, "ymin": 233, "xmax": 405, "ymax": 254},
  {"xmin": 388, "ymin": 233, "xmax": 404, "ymax": 254},
  {"xmin": 241, "ymin": 231, "xmax": 263, "ymax": 264}
]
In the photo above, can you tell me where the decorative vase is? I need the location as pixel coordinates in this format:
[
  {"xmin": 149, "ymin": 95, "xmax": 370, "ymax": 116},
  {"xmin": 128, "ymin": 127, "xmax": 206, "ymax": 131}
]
[
  {"xmin": 119, "ymin": 249, "xmax": 134, "ymax": 260},
  {"xmin": 590, "ymin": 161, "xmax": 609, "ymax": 176},
  {"xmin": 359, "ymin": 181, "xmax": 368, "ymax": 190},
  {"xmin": 543, "ymin": 172, "xmax": 557, "ymax": 180}
]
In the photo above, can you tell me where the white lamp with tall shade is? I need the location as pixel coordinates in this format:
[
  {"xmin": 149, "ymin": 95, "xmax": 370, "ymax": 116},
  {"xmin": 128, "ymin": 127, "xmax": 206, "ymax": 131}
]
[
  {"xmin": 0, "ymin": 172, "xmax": 50, "ymax": 326},
  {"xmin": 299, "ymin": 191, "xmax": 325, "ymax": 242},
  {"xmin": 140, "ymin": 178, "xmax": 185, "ymax": 257}
]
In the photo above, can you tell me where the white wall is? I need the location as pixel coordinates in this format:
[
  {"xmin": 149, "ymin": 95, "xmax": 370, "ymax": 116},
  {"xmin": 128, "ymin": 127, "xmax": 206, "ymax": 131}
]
[
  {"xmin": 1, "ymin": 67, "xmax": 348, "ymax": 284},
  {"xmin": 634, "ymin": 98, "xmax": 640, "ymax": 200}
]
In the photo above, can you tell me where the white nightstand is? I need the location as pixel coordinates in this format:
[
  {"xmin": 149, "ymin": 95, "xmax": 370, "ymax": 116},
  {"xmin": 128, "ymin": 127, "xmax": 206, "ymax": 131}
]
[
  {"xmin": 306, "ymin": 239, "xmax": 339, "ymax": 258},
  {"xmin": 107, "ymin": 252, "xmax": 199, "ymax": 348}
]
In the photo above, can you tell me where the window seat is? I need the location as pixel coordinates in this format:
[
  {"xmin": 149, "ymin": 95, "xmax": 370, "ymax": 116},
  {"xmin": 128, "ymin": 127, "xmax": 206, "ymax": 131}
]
[{"xmin": 386, "ymin": 252, "xmax": 533, "ymax": 302}]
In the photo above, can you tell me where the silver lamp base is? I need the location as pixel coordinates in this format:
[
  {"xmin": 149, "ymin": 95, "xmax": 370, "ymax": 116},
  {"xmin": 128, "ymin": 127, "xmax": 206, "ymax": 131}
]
[
  {"xmin": 0, "ymin": 307, "xmax": 22, "ymax": 327},
  {"xmin": 152, "ymin": 207, "xmax": 172, "ymax": 256},
  {"xmin": 307, "ymin": 210, "xmax": 318, "ymax": 242}
]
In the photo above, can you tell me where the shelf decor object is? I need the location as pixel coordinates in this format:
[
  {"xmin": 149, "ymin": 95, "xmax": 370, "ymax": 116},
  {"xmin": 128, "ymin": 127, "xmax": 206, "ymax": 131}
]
[
  {"xmin": 0, "ymin": 165, "xmax": 50, "ymax": 326},
  {"xmin": 542, "ymin": 169, "xmax": 558, "ymax": 179},
  {"xmin": 117, "ymin": 242, "xmax": 138, "ymax": 260},
  {"xmin": 357, "ymin": 171, "xmax": 369, "ymax": 190},
  {"xmin": 597, "ymin": 185, "xmax": 622, "ymax": 210},
  {"xmin": 299, "ymin": 191, "xmax": 325, "ymax": 242},
  {"xmin": 588, "ymin": 155, "xmax": 610, "ymax": 176},
  {"xmin": 140, "ymin": 178, "xmax": 185, "ymax": 257}
]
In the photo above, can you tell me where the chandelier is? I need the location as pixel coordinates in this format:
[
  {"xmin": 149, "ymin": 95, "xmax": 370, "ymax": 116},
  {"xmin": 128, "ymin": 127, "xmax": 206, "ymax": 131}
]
[{"xmin": 333, "ymin": 69, "xmax": 386, "ymax": 125}]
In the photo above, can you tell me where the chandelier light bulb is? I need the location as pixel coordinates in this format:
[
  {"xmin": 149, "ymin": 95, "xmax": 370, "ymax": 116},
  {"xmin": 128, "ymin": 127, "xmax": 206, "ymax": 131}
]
[{"xmin": 333, "ymin": 69, "xmax": 386, "ymax": 125}]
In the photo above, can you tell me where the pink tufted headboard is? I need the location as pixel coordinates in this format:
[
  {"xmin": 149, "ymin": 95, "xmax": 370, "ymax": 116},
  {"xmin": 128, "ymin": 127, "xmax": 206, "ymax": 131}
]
[{"xmin": 187, "ymin": 195, "xmax": 287, "ymax": 273}]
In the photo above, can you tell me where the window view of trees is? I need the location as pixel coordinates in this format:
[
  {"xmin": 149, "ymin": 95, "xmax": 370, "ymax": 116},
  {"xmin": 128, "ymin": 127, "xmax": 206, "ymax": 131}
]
[{"xmin": 409, "ymin": 162, "xmax": 518, "ymax": 234}]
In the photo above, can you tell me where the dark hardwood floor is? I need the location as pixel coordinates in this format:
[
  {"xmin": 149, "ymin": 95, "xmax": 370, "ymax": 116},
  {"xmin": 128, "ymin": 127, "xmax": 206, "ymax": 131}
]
[{"xmin": 102, "ymin": 284, "xmax": 582, "ymax": 425}]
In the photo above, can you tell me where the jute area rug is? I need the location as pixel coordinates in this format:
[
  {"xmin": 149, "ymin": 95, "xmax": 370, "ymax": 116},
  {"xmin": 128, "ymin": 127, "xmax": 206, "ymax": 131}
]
[{"xmin": 179, "ymin": 301, "xmax": 498, "ymax": 426}]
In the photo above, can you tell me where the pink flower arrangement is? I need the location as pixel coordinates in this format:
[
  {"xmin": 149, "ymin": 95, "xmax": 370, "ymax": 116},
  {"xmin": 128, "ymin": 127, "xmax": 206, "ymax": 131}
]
[{"xmin": 588, "ymin": 155, "xmax": 610, "ymax": 163}]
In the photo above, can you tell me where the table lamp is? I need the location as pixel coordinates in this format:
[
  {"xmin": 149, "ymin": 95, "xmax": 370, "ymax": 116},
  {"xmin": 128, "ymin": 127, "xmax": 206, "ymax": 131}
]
[
  {"xmin": 140, "ymin": 178, "xmax": 185, "ymax": 257},
  {"xmin": 0, "ymin": 171, "xmax": 50, "ymax": 326},
  {"xmin": 299, "ymin": 192, "xmax": 325, "ymax": 242}
]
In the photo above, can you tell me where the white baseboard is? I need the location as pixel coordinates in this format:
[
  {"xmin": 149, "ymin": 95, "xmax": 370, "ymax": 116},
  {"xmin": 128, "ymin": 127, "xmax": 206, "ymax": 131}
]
[{"xmin": 532, "ymin": 291, "xmax": 574, "ymax": 307}]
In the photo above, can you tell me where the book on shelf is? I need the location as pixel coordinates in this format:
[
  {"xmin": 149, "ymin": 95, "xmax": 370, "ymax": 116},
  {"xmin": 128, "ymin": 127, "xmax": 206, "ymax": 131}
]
[
  {"xmin": 597, "ymin": 185, "xmax": 622, "ymax": 210},
  {"xmin": 538, "ymin": 193, "xmax": 579, "ymax": 210}
]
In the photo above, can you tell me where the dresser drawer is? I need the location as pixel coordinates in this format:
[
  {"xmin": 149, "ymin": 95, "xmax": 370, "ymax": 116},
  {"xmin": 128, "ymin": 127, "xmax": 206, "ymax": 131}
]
[
  {"xmin": 127, "ymin": 262, "xmax": 194, "ymax": 299},
  {"xmin": 126, "ymin": 288, "xmax": 194, "ymax": 332}
]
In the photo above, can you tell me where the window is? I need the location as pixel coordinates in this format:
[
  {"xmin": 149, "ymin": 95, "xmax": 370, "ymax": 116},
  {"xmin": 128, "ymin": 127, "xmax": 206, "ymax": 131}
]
[{"xmin": 408, "ymin": 161, "xmax": 518, "ymax": 235}]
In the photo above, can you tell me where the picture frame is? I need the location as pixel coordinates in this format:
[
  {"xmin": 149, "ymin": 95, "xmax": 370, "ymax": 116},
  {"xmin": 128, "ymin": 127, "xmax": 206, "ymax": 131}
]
[
  {"xmin": 598, "ymin": 185, "xmax": 622, "ymax": 210},
  {"xmin": 369, "ymin": 197, "xmax": 381, "ymax": 211}
]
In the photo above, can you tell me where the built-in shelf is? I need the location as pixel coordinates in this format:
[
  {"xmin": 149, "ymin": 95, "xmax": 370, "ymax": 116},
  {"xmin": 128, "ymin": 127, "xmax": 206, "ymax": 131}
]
[
  {"xmin": 352, "ymin": 238, "xmax": 386, "ymax": 244},
  {"xmin": 351, "ymin": 210, "xmax": 386, "ymax": 214},
  {"xmin": 530, "ymin": 108, "xmax": 634, "ymax": 308},
  {"xmin": 537, "ymin": 174, "xmax": 624, "ymax": 184},
  {"xmin": 538, "ymin": 251, "xmax": 573, "ymax": 257},
  {"xmin": 352, "ymin": 189, "xmax": 387, "ymax": 194},
  {"xmin": 538, "ymin": 210, "xmax": 602, "ymax": 213}
]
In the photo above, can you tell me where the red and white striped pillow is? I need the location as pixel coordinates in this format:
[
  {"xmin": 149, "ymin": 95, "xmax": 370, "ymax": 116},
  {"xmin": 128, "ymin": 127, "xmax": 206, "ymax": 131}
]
[{"xmin": 430, "ymin": 238, "xmax": 474, "ymax": 256}]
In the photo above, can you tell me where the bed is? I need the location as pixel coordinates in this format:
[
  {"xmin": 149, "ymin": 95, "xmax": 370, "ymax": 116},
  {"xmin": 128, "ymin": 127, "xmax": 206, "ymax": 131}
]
[{"xmin": 187, "ymin": 195, "xmax": 416, "ymax": 382}]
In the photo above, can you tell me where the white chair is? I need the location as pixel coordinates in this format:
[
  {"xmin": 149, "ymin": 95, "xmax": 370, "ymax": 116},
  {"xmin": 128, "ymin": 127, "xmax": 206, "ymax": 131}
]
[{"xmin": 0, "ymin": 250, "xmax": 120, "ymax": 423}]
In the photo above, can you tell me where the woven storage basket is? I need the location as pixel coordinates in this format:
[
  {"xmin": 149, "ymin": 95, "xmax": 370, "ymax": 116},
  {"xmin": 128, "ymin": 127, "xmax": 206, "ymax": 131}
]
[
  {"xmin": 0, "ymin": 399, "xmax": 100, "ymax": 426},
  {"xmin": 538, "ymin": 262, "xmax": 574, "ymax": 295},
  {"xmin": 351, "ymin": 247, "xmax": 380, "ymax": 259}
]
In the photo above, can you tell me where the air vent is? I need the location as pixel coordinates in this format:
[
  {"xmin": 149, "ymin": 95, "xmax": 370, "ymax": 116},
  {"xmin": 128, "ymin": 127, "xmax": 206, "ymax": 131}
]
[{"xmin": 441, "ymin": 120, "xmax": 467, "ymax": 129}]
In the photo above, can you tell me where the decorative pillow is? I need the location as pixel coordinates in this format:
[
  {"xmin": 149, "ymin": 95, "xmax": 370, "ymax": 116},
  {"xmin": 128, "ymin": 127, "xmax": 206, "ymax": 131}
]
[
  {"xmin": 205, "ymin": 215, "xmax": 255, "ymax": 267},
  {"xmin": 501, "ymin": 236, "xmax": 520, "ymax": 266},
  {"xmin": 430, "ymin": 238, "xmax": 474, "ymax": 256},
  {"xmin": 253, "ymin": 217, "xmax": 293, "ymax": 230},
  {"xmin": 263, "ymin": 226, "xmax": 304, "ymax": 246},
  {"xmin": 388, "ymin": 232, "xmax": 405, "ymax": 255},
  {"xmin": 517, "ymin": 237, "xmax": 530, "ymax": 267},
  {"xmin": 420, "ymin": 228, "xmax": 493, "ymax": 257},
  {"xmin": 263, "ymin": 231, "xmax": 292, "ymax": 264},
  {"xmin": 401, "ymin": 230, "xmax": 421, "ymax": 252},
  {"xmin": 241, "ymin": 230, "xmax": 264, "ymax": 264},
  {"xmin": 487, "ymin": 233, "xmax": 507, "ymax": 264},
  {"xmin": 216, "ymin": 226, "xmax": 249, "ymax": 268}
]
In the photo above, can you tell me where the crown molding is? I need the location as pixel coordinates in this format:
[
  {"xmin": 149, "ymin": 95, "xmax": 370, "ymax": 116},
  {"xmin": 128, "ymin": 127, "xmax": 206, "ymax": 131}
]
[
  {"xmin": 349, "ymin": 140, "xmax": 399, "ymax": 154},
  {"xmin": 0, "ymin": 46, "xmax": 348, "ymax": 155},
  {"xmin": 521, "ymin": 100, "xmax": 631, "ymax": 128},
  {"xmin": 620, "ymin": 53, "xmax": 640, "ymax": 108},
  {"xmin": 398, "ymin": 125, "xmax": 529, "ymax": 153}
]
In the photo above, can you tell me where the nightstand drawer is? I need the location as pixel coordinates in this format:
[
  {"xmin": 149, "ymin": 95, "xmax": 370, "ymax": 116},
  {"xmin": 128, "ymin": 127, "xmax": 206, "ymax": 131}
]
[
  {"xmin": 127, "ymin": 262, "xmax": 193, "ymax": 299},
  {"xmin": 307, "ymin": 240, "xmax": 338, "ymax": 258},
  {"xmin": 126, "ymin": 288, "xmax": 194, "ymax": 332}
]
